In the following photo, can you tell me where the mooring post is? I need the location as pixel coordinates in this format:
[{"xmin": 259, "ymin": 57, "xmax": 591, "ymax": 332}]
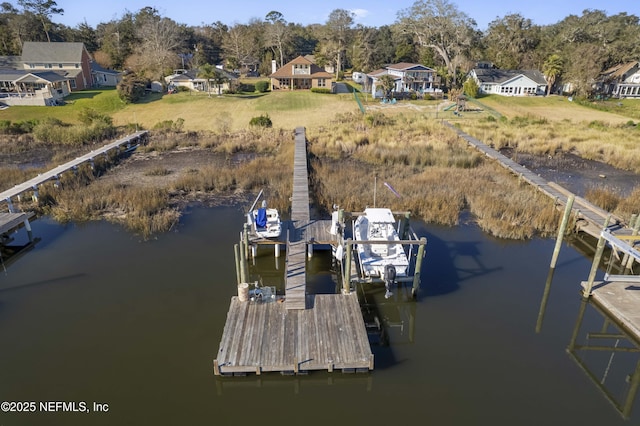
[
  {"xmin": 234, "ymin": 244, "xmax": 241, "ymax": 285},
  {"xmin": 343, "ymin": 239, "xmax": 352, "ymax": 294},
  {"xmin": 536, "ymin": 195, "xmax": 575, "ymax": 333},
  {"xmin": 583, "ymin": 215, "xmax": 612, "ymax": 297},
  {"xmin": 239, "ymin": 241, "xmax": 248, "ymax": 284},
  {"xmin": 274, "ymin": 242, "xmax": 280, "ymax": 258},
  {"xmin": 308, "ymin": 238, "xmax": 314, "ymax": 259},
  {"xmin": 622, "ymin": 359, "xmax": 640, "ymax": 419},
  {"xmin": 23, "ymin": 217, "xmax": 33, "ymax": 242},
  {"xmin": 5, "ymin": 197, "xmax": 14, "ymax": 213},
  {"xmin": 31, "ymin": 185, "xmax": 39, "ymax": 203},
  {"xmin": 412, "ymin": 238, "xmax": 427, "ymax": 298},
  {"xmin": 401, "ymin": 212, "xmax": 411, "ymax": 240},
  {"xmin": 623, "ymin": 214, "xmax": 640, "ymax": 274},
  {"xmin": 243, "ymin": 223, "xmax": 250, "ymax": 259}
]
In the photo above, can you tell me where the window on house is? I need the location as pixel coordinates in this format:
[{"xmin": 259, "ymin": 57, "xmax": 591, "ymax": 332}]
[
  {"xmin": 318, "ymin": 79, "xmax": 326, "ymax": 87},
  {"xmin": 70, "ymin": 79, "xmax": 76, "ymax": 89},
  {"xmin": 45, "ymin": 64, "xmax": 52, "ymax": 69},
  {"xmin": 75, "ymin": 64, "xmax": 80, "ymax": 68},
  {"xmin": 59, "ymin": 64, "xmax": 63, "ymax": 68}
]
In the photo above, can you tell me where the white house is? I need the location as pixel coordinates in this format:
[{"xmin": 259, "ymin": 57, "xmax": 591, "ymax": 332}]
[
  {"xmin": 469, "ymin": 68, "xmax": 547, "ymax": 96},
  {"xmin": 164, "ymin": 69, "xmax": 237, "ymax": 93},
  {"xmin": 596, "ymin": 61, "xmax": 640, "ymax": 98},
  {"xmin": 91, "ymin": 61, "xmax": 121, "ymax": 87},
  {"xmin": 367, "ymin": 63, "xmax": 442, "ymax": 98}
]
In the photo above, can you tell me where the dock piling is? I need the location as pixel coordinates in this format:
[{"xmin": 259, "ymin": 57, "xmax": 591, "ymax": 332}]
[{"xmin": 583, "ymin": 215, "xmax": 612, "ymax": 297}]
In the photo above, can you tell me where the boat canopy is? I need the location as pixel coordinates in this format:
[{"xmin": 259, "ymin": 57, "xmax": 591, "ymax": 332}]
[{"xmin": 363, "ymin": 208, "xmax": 396, "ymax": 223}]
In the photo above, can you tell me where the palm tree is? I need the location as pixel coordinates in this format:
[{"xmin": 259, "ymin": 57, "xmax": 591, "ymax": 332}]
[
  {"xmin": 543, "ymin": 54, "xmax": 563, "ymax": 96},
  {"xmin": 197, "ymin": 63, "xmax": 217, "ymax": 97}
]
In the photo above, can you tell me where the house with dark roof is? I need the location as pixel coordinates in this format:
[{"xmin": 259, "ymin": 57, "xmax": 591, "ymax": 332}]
[
  {"xmin": 468, "ymin": 68, "xmax": 547, "ymax": 96},
  {"xmin": 366, "ymin": 63, "xmax": 441, "ymax": 98},
  {"xmin": 595, "ymin": 61, "xmax": 640, "ymax": 98},
  {"xmin": 269, "ymin": 56, "xmax": 334, "ymax": 91}
]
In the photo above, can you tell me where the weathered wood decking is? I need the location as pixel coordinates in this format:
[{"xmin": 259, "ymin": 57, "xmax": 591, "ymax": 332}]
[
  {"xmin": 0, "ymin": 212, "xmax": 34, "ymax": 236},
  {"xmin": 215, "ymin": 126, "xmax": 373, "ymax": 375},
  {"xmin": 214, "ymin": 293, "xmax": 372, "ymax": 375},
  {"xmin": 284, "ymin": 127, "xmax": 312, "ymax": 310},
  {"xmin": 0, "ymin": 131, "xmax": 148, "ymax": 212},
  {"xmin": 581, "ymin": 279, "xmax": 640, "ymax": 340}
]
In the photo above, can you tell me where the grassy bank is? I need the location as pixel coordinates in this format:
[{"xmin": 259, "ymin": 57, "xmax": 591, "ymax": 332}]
[{"xmin": 2, "ymin": 90, "xmax": 640, "ymax": 239}]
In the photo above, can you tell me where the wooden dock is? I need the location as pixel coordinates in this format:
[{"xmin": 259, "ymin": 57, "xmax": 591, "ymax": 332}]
[
  {"xmin": 0, "ymin": 131, "xmax": 148, "ymax": 212},
  {"xmin": 215, "ymin": 126, "xmax": 373, "ymax": 375},
  {"xmin": 214, "ymin": 293, "xmax": 373, "ymax": 375},
  {"xmin": 445, "ymin": 122, "xmax": 629, "ymax": 239}
]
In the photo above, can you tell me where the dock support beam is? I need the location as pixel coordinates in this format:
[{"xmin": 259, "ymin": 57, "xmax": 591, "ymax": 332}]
[
  {"xmin": 622, "ymin": 214, "xmax": 640, "ymax": 274},
  {"xmin": 343, "ymin": 239, "xmax": 352, "ymax": 294},
  {"xmin": 31, "ymin": 186, "xmax": 39, "ymax": 203},
  {"xmin": 412, "ymin": 238, "xmax": 427, "ymax": 298},
  {"xmin": 23, "ymin": 217, "xmax": 33, "ymax": 242},
  {"xmin": 5, "ymin": 198, "xmax": 14, "ymax": 213},
  {"xmin": 234, "ymin": 244, "xmax": 241, "ymax": 285},
  {"xmin": 274, "ymin": 243, "xmax": 280, "ymax": 258},
  {"xmin": 583, "ymin": 215, "xmax": 612, "ymax": 297},
  {"xmin": 537, "ymin": 195, "xmax": 574, "ymax": 332}
]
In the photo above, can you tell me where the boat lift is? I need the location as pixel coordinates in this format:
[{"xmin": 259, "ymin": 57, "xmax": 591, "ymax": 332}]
[{"xmin": 331, "ymin": 209, "xmax": 427, "ymax": 299}]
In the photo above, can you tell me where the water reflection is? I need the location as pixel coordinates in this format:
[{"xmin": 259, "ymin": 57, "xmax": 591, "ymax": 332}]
[{"xmin": 568, "ymin": 297, "xmax": 640, "ymax": 419}]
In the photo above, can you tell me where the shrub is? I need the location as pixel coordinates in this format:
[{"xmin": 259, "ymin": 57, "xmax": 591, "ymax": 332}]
[
  {"xmin": 463, "ymin": 78, "xmax": 479, "ymax": 98},
  {"xmin": 117, "ymin": 73, "xmax": 149, "ymax": 103},
  {"xmin": 238, "ymin": 83, "xmax": 255, "ymax": 93},
  {"xmin": 255, "ymin": 80, "xmax": 270, "ymax": 93},
  {"xmin": 311, "ymin": 88, "xmax": 332, "ymax": 94},
  {"xmin": 249, "ymin": 114, "xmax": 272, "ymax": 128}
]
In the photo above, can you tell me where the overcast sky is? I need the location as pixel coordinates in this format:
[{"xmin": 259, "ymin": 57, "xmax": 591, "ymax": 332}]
[{"xmin": 48, "ymin": 0, "xmax": 639, "ymax": 31}]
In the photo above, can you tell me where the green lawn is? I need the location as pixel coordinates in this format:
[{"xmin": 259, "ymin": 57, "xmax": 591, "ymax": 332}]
[{"xmin": 0, "ymin": 88, "xmax": 126, "ymax": 124}]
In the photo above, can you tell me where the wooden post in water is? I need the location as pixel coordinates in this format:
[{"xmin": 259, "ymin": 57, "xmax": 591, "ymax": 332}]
[
  {"xmin": 412, "ymin": 238, "xmax": 427, "ymax": 298},
  {"xmin": 243, "ymin": 223, "xmax": 250, "ymax": 259},
  {"xmin": 234, "ymin": 244, "xmax": 241, "ymax": 285},
  {"xmin": 239, "ymin": 241, "xmax": 248, "ymax": 284},
  {"xmin": 583, "ymin": 215, "xmax": 611, "ymax": 297},
  {"xmin": 536, "ymin": 195, "xmax": 574, "ymax": 332},
  {"xmin": 343, "ymin": 239, "xmax": 352, "ymax": 294},
  {"xmin": 622, "ymin": 214, "xmax": 640, "ymax": 274}
]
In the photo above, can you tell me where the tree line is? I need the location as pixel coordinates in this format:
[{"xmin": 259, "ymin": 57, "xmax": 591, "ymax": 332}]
[{"xmin": 1, "ymin": 0, "xmax": 639, "ymax": 96}]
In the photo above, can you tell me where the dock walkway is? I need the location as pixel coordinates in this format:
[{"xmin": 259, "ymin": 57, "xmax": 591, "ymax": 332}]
[
  {"xmin": 0, "ymin": 131, "xmax": 148, "ymax": 212},
  {"xmin": 214, "ymin": 127, "xmax": 373, "ymax": 376},
  {"xmin": 445, "ymin": 122, "xmax": 629, "ymax": 239}
]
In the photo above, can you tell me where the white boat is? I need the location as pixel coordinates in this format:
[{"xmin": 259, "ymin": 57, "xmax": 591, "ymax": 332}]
[
  {"xmin": 353, "ymin": 208, "xmax": 409, "ymax": 298},
  {"xmin": 246, "ymin": 191, "xmax": 282, "ymax": 239}
]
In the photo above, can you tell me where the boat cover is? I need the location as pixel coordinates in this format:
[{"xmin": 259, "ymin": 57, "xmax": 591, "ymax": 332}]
[{"xmin": 256, "ymin": 208, "xmax": 267, "ymax": 228}]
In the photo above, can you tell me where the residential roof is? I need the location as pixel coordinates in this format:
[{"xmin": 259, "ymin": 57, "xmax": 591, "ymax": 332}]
[
  {"xmin": 473, "ymin": 68, "xmax": 547, "ymax": 85},
  {"xmin": 269, "ymin": 55, "xmax": 333, "ymax": 79},
  {"xmin": 386, "ymin": 62, "xmax": 434, "ymax": 72},
  {"xmin": 599, "ymin": 61, "xmax": 639, "ymax": 80},
  {"xmin": 90, "ymin": 61, "xmax": 120, "ymax": 75},
  {"xmin": 21, "ymin": 42, "xmax": 87, "ymax": 63},
  {"xmin": 0, "ymin": 56, "xmax": 22, "ymax": 69},
  {"xmin": 16, "ymin": 71, "xmax": 69, "ymax": 83}
]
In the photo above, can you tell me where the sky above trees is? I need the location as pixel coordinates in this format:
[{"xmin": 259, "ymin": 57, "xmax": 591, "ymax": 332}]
[{"xmin": 50, "ymin": 0, "xmax": 637, "ymax": 31}]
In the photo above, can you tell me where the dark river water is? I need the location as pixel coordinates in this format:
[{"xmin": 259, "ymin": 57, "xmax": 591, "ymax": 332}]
[{"xmin": 0, "ymin": 206, "xmax": 637, "ymax": 425}]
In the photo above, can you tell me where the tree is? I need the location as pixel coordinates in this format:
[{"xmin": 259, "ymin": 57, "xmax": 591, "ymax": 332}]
[
  {"xmin": 484, "ymin": 14, "xmax": 540, "ymax": 69},
  {"xmin": 265, "ymin": 11, "xmax": 289, "ymax": 68},
  {"xmin": 197, "ymin": 63, "xmax": 217, "ymax": 96},
  {"xmin": 17, "ymin": 0, "xmax": 63, "ymax": 42},
  {"xmin": 397, "ymin": 0, "xmax": 477, "ymax": 87},
  {"xmin": 542, "ymin": 54, "xmax": 563, "ymax": 95},
  {"xmin": 324, "ymin": 9, "xmax": 354, "ymax": 79},
  {"xmin": 129, "ymin": 8, "xmax": 186, "ymax": 79},
  {"xmin": 378, "ymin": 74, "xmax": 395, "ymax": 100}
]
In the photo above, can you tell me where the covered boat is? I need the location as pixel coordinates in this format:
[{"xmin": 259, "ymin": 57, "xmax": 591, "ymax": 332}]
[
  {"xmin": 353, "ymin": 208, "xmax": 409, "ymax": 298},
  {"xmin": 246, "ymin": 193, "xmax": 282, "ymax": 239}
]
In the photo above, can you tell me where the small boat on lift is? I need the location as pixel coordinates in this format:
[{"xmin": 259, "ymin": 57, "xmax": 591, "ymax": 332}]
[
  {"xmin": 246, "ymin": 190, "xmax": 282, "ymax": 239},
  {"xmin": 353, "ymin": 207, "xmax": 409, "ymax": 298}
]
